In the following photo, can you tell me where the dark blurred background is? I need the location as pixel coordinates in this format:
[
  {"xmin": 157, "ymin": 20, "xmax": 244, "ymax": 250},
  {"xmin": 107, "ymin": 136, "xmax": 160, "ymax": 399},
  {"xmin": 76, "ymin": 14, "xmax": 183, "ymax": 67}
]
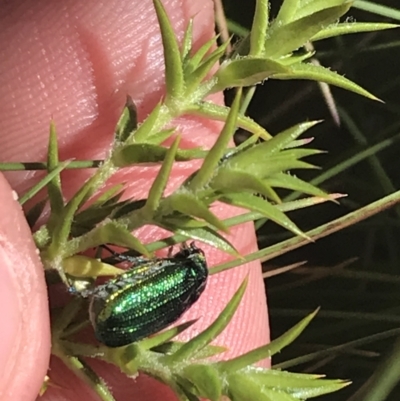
[{"xmin": 223, "ymin": 1, "xmax": 400, "ymax": 399}]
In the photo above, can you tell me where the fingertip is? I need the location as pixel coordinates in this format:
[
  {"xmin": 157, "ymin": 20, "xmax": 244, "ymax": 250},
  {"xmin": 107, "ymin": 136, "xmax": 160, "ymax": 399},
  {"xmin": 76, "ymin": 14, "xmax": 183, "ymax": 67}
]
[{"xmin": 0, "ymin": 174, "xmax": 50, "ymax": 400}]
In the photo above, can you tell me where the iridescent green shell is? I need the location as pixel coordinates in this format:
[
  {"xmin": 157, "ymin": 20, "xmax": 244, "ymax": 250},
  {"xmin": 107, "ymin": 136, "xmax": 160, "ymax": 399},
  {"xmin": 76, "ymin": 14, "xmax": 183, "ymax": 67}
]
[{"xmin": 89, "ymin": 244, "xmax": 208, "ymax": 347}]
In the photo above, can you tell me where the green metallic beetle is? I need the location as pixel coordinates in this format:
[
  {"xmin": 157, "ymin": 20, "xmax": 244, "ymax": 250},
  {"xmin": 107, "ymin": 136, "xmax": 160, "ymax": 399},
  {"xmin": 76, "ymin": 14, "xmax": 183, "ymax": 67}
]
[{"xmin": 88, "ymin": 243, "xmax": 208, "ymax": 347}]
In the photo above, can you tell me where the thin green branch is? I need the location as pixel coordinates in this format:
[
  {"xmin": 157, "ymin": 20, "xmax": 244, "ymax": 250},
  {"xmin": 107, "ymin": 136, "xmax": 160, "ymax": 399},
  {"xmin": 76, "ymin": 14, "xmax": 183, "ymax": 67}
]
[
  {"xmin": 211, "ymin": 190, "xmax": 400, "ymax": 274},
  {"xmin": 0, "ymin": 160, "xmax": 102, "ymax": 171}
]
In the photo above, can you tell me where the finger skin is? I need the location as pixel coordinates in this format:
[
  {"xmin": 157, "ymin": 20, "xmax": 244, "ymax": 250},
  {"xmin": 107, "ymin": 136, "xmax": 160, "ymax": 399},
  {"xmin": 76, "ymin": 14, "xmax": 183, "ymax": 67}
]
[
  {"xmin": 0, "ymin": 0, "xmax": 270, "ymax": 400},
  {"xmin": 0, "ymin": 175, "xmax": 50, "ymax": 401}
]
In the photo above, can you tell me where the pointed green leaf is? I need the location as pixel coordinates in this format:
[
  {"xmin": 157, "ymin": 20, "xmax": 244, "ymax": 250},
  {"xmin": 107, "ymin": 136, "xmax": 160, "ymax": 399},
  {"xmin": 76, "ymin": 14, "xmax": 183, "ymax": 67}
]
[
  {"xmin": 181, "ymin": 364, "xmax": 222, "ymax": 401},
  {"xmin": 265, "ymin": 173, "xmax": 328, "ymax": 198},
  {"xmin": 291, "ymin": 380, "xmax": 351, "ymax": 399},
  {"xmin": 56, "ymin": 161, "xmax": 123, "ymax": 246},
  {"xmin": 211, "ymin": 169, "xmax": 281, "ymax": 203},
  {"xmin": 184, "ymin": 36, "xmax": 219, "ymax": 75},
  {"xmin": 312, "ymin": 22, "xmax": 399, "ymax": 41},
  {"xmin": 153, "ymin": 341, "xmax": 227, "ymax": 359},
  {"xmin": 277, "ymin": 148, "xmax": 323, "ymax": 159},
  {"xmin": 113, "ymin": 143, "xmax": 204, "ymax": 166},
  {"xmin": 188, "ymin": 88, "xmax": 242, "ymax": 191},
  {"xmin": 275, "ymin": 0, "xmax": 300, "ymax": 25},
  {"xmin": 126, "ymin": 101, "xmax": 162, "ymax": 144},
  {"xmin": 186, "ymin": 42, "xmax": 229, "ymax": 93},
  {"xmin": 85, "ymin": 223, "xmax": 150, "ymax": 257},
  {"xmin": 139, "ymin": 320, "xmax": 197, "ymax": 350},
  {"xmin": 265, "ymin": 308, "xmax": 320, "ymax": 357},
  {"xmin": 170, "ymin": 278, "xmax": 248, "ymax": 361},
  {"xmin": 153, "ymin": 0, "xmax": 184, "ymax": 99},
  {"xmin": 249, "ymin": 0, "xmax": 270, "ymax": 56},
  {"xmin": 226, "ymin": 372, "xmax": 297, "ymax": 401},
  {"xmin": 284, "ymin": 137, "xmax": 315, "ymax": 149},
  {"xmin": 190, "ymin": 344, "xmax": 227, "ymax": 359},
  {"xmin": 115, "ymin": 96, "xmax": 138, "ymax": 142},
  {"xmin": 228, "ymin": 121, "xmax": 320, "ymax": 167},
  {"xmin": 48, "ymin": 176, "xmax": 97, "ymax": 257},
  {"xmin": 220, "ymin": 310, "xmax": 319, "ymax": 373},
  {"xmin": 72, "ymin": 202, "xmax": 127, "ymax": 236},
  {"xmin": 58, "ymin": 355, "xmax": 116, "ymax": 401},
  {"xmin": 168, "ymin": 192, "xmax": 229, "ymax": 232},
  {"xmin": 278, "ymin": 51, "xmax": 315, "ymax": 66},
  {"xmin": 161, "ymin": 221, "xmax": 239, "ymax": 257},
  {"xmin": 47, "ymin": 121, "xmax": 64, "ymax": 217},
  {"xmin": 244, "ymin": 368, "xmax": 350, "ymax": 399},
  {"xmin": 278, "ymin": 126, "xmax": 318, "ymax": 148},
  {"xmin": 227, "ymin": 151, "xmax": 320, "ymax": 177},
  {"xmin": 226, "ymin": 367, "xmax": 348, "ymax": 401},
  {"xmin": 181, "ymin": 19, "xmax": 194, "ymax": 60},
  {"xmin": 92, "ymin": 184, "xmax": 125, "ymax": 207},
  {"xmin": 19, "ymin": 160, "xmax": 71, "ymax": 206},
  {"xmin": 163, "ymin": 215, "xmax": 209, "ymax": 228},
  {"xmin": 256, "ymin": 157, "xmax": 317, "ymax": 177},
  {"xmin": 230, "ymin": 133, "xmax": 259, "ymax": 154},
  {"xmin": 295, "ymin": 0, "xmax": 351, "ymax": 20},
  {"xmin": 221, "ymin": 193, "xmax": 308, "ymax": 239},
  {"xmin": 145, "ymin": 136, "xmax": 180, "ymax": 213},
  {"xmin": 226, "ymin": 159, "xmax": 318, "ymax": 189},
  {"xmin": 213, "ymin": 58, "xmax": 289, "ymax": 92},
  {"xmin": 265, "ymin": 4, "xmax": 351, "ymax": 59},
  {"xmin": 187, "ymin": 101, "xmax": 273, "ymax": 140},
  {"xmin": 277, "ymin": 194, "xmax": 345, "ymax": 213},
  {"xmin": 250, "ymin": 368, "xmax": 322, "ymax": 381},
  {"xmin": 273, "ymin": 62, "xmax": 379, "ymax": 100},
  {"xmin": 62, "ymin": 255, "xmax": 123, "ymax": 278}
]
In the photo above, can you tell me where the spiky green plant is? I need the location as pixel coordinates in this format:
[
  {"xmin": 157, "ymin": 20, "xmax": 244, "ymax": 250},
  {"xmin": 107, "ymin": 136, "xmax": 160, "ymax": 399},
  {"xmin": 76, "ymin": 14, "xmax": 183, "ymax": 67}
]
[{"xmin": 2, "ymin": 0, "xmax": 398, "ymax": 400}]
